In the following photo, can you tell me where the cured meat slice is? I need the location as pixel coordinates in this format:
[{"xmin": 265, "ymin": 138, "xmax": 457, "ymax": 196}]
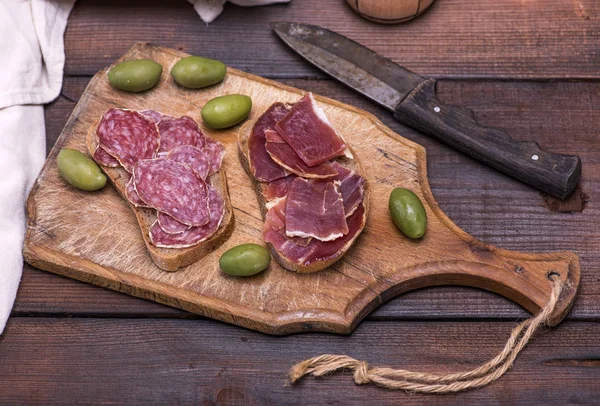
[
  {"xmin": 133, "ymin": 158, "xmax": 210, "ymax": 227},
  {"xmin": 157, "ymin": 116, "xmax": 206, "ymax": 153},
  {"xmin": 96, "ymin": 108, "xmax": 160, "ymax": 172},
  {"xmin": 140, "ymin": 109, "xmax": 169, "ymax": 124},
  {"xmin": 264, "ymin": 174, "xmax": 297, "ymax": 202},
  {"xmin": 285, "ymin": 177, "xmax": 348, "ymax": 241},
  {"xmin": 203, "ymin": 138, "xmax": 225, "ymax": 175},
  {"xmin": 264, "ymin": 130, "xmax": 337, "ymax": 179},
  {"xmin": 274, "ymin": 93, "xmax": 349, "ymax": 167},
  {"xmin": 248, "ymin": 102, "xmax": 290, "ymax": 182},
  {"xmin": 303, "ymin": 204, "xmax": 364, "ymax": 265},
  {"xmin": 166, "ymin": 145, "xmax": 211, "ymax": 180},
  {"xmin": 263, "ymin": 198, "xmax": 311, "ymax": 249},
  {"xmin": 331, "ymin": 162, "xmax": 366, "ymax": 217},
  {"xmin": 263, "ymin": 198, "xmax": 365, "ymax": 266},
  {"xmin": 93, "ymin": 146, "xmax": 120, "ymax": 167},
  {"xmin": 125, "ymin": 176, "xmax": 149, "ymax": 208},
  {"xmin": 157, "ymin": 212, "xmax": 190, "ymax": 234},
  {"xmin": 149, "ymin": 185, "xmax": 225, "ymax": 248}
]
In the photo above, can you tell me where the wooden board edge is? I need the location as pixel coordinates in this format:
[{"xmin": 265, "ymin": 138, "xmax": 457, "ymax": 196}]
[{"xmin": 21, "ymin": 243, "xmax": 361, "ymax": 335}]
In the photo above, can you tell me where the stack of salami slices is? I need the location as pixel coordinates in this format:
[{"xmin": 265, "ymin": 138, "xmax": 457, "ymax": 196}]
[
  {"xmin": 88, "ymin": 108, "xmax": 231, "ymax": 266},
  {"xmin": 239, "ymin": 93, "xmax": 369, "ymax": 273}
]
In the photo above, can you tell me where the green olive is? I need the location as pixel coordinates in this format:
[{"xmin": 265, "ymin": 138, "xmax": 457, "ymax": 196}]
[
  {"xmin": 389, "ymin": 188, "xmax": 427, "ymax": 239},
  {"xmin": 57, "ymin": 148, "xmax": 107, "ymax": 191},
  {"xmin": 171, "ymin": 56, "xmax": 227, "ymax": 89},
  {"xmin": 201, "ymin": 94, "xmax": 252, "ymax": 129},
  {"xmin": 219, "ymin": 243, "xmax": 271, "ymax": 276},
  {"xmin": 108, "ymin": 59, "xmax": 163, "ymax": 92}
]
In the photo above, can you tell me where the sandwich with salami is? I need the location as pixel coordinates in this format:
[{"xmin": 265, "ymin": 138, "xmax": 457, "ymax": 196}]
[{"xmin": 87, "ymin": 108, "xmax": 234, "ymax": 271}]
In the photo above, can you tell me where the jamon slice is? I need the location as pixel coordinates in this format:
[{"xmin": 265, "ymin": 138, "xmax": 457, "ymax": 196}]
[
  {"xmin": 96, "ymin": 108, "xmax": 160, "ymax": 172},
  {"xmin": 125, "ymin": 176, "xmax": 148, "ymax": 208},
  {"xmin": 237, "ymin": 102, "xmax": 368, "ymax": 274},
  {"xmin": 150, "ymin": 185, "xmax": 225, "ymax": 248},
  {"xmin": 264, "ymin": 174, "xmax": 297, "ymax": 202},
  {"xmin": 247, "ymin": 102, "xmax": 290, "ymax": 182},
  {"xmin": 274, "ymin": 93, "xmax": 349, "ymax": 167},
  {"xmin": 264, "ymin": 129, "xmax": 337, "ymax": 179},
  {"xmin": 303, "ymin": 205, "xmax": 365, "ymax": 264},
  {"xmin": 285, "ymin": 177, "xmax": 348, "ymax": 241},
  {"xmin": 93, "ymin": 146, "xmax": 120, "ymax": 167},
  {"xmin": 203, "ymin": 138, "xmax": 225, "ymax": 175},
  {"xmin": 157, "ymin": 116, "xmax": 206, "ymax": 153},
  {"xmin": 263, "ymin": 199, "xmax": 312, "ymax": 258},
  {"xmin": 157, "ymin": 212, "xmax": 191, "ymax": 234},
  {"xmin": 166, "ymin": 145, "xmax": 211, "ymax": 181},
  {"xmin": 331, "ymin": 162, "xmax": 366, "ymax": 217},
  {"xmin": 133, "ymin": 158, "xmax": 210, "ymax": 227},
  {"xmin": 263, "ymin": 198, "xmax": 365, "ymax": 267}
]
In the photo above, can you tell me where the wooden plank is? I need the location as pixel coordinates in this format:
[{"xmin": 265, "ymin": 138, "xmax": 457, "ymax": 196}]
[
  {"xmin": 24, "ymin": 76, "xmax": 599, "ymax": 320},
  {"xmin": 64, "ymin": 0, "xmax": 600, "ymax": 79},
  {"xmin": 1, "ymin": 318, "xmax": 599, "ymax": 404}
]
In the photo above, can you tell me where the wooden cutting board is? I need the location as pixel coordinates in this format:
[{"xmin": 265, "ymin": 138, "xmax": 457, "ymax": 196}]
[{"xmin": 24, "ymin": 43, "xmax": 580, "ymax": 335}]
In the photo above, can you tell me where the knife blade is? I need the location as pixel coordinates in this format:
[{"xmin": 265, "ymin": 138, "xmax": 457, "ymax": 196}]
[{"xmin": 271, "ymin": 21, "xmax": 581, "ymax": 199}]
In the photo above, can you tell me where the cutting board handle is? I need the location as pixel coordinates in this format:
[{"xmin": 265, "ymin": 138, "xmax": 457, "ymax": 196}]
[
  {"xmin": 374, "ymin": 247, "xmax": 579, "ymax": 327},
  {"xmin": 365, "ymin": 163, "xmax": 580, "ymax": 328}
]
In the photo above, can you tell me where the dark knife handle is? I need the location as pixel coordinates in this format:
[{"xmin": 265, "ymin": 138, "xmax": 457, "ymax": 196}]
[{"xmin": 394, "ymin": 79, "xmax": 581, "ymax": 199}]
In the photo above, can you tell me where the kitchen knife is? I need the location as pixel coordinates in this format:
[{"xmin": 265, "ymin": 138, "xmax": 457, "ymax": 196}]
[{"xmin": 271, "ymin": 22, "xmax": 581, "ymax": 199}]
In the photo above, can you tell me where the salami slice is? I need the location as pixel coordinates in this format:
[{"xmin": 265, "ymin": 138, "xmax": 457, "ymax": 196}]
[
  {"xmin": 149, "ymin": 185, "xmax": 225, "ymax": 248},
  {"xmin": 133, "ymin": 158, "xmax": 210, "ymax": 227},
  {"xmin": 125, "ymin": 176, "xmax": 148, "ymax": 208},
  {"xmin": 139, "ymin": 109, "xmax": 169, "ymax": 124},
  {"xmin": 93, "ymin": 146, "xmax": 120, "ymax": 167},
  {"xmin": 96, "ymin": 108, "xmax": 160, "ymax": 172},
  {"xmin": 157, "ymin": 212, "xmax": 191, "ymax": 234},
  {"xmin": 157, "ymin": 116, "xmax": 206, "ymax": 153},
  {"xmin": 203, "ymin": 137, "xmax": 225, "ymax": 175},
  {"xmin": 166, "ymin": 145, "xmax": 210, "ymax": 181}
]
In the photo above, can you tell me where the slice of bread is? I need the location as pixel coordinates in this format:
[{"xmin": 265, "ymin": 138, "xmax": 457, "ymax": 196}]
[
  {"xmin": 237, "ymin": 120, "xmax": 369, "ymax": 274},
  {"xmin": 86, "ymin": 121, "xmax": 235, "ymax": 272}
]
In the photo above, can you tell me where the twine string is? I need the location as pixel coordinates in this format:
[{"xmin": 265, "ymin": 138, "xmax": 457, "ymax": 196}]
[{"xmin": 289, "ymin": 274, "xmax": 564, "ymax": 394}]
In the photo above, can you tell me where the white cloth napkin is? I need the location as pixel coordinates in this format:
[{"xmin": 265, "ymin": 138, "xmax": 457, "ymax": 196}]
[
  {"xmin": 0, "ymin": 0, "xmax": 288, "ymax": 336},
  {"xmin": 188, "ymin": 0, "xmax": 289, "ymax": 23},
  {"xmin": 0, "ymin": 0, "xmax": 75, "ymax": 335}
]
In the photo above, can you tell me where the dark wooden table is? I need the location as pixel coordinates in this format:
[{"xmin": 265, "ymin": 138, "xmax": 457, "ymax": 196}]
[{"xmin": 2, "ymin": 0, "xmax": 600, "ymax": 404}]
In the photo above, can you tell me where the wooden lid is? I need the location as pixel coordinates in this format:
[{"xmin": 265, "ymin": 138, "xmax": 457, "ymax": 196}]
[{"xmin": 346, "ymin": 0, "xmax": 435, "ymax": 24}]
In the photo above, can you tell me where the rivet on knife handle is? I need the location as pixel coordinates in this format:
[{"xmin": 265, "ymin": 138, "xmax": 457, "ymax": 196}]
[{"xmin": 394, "ymin": 79, "xmax": 582, "ymax": 199}]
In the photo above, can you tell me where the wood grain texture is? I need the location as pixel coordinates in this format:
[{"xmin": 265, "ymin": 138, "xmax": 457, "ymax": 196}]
[
  {"xmin": 346, "ymin": 0, "xmax": 435, "ymax": 24},
  {"xmin": 5, "ymin": 1, "xmax": 599, "ymax": 402},
  {"xmin": 1, "ymin": 317, "xmax": 600, "ymax": 404},
  {"xmin": 24, "ymin": 44, "xmax": 579, "ymax": 335},
  {"xmin": 25, "ymin": 77, "xmax": 600, "ymax": 322},
  {"xmin": 64, "ymin": 0, "xmax": 600, "ymax": 79}
]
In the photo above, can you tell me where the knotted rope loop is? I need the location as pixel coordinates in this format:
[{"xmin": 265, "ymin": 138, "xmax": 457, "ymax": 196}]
[{"xmin": 289, "ymin": 274, "xmax": 564, "ymax": 394}]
